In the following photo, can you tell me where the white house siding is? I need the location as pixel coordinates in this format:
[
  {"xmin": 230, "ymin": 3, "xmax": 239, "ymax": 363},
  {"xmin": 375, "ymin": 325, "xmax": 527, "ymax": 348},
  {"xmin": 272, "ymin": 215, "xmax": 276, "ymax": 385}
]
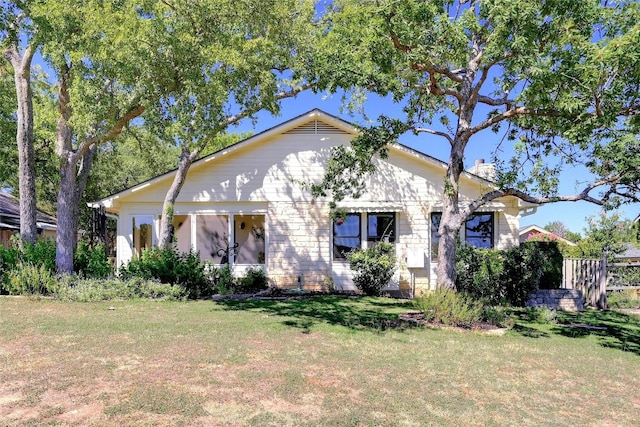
[{"xmin": 98, "ymin": 111, "xmax": 528, "ymax": 293}]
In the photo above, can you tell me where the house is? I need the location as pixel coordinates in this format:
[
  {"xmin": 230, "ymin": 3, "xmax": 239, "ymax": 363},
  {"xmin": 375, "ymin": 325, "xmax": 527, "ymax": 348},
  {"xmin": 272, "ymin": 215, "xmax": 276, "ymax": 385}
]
[
  {"xmin": 89, "ymin": 109, "xmax": 536, "ymax": 295},
  {"xmin": 0, "ymin": 192, "xmax": 58, "ymax": 247},
  {"xmin": 519, "ymin": 224, "xmax": 577, "ymax": 246}
]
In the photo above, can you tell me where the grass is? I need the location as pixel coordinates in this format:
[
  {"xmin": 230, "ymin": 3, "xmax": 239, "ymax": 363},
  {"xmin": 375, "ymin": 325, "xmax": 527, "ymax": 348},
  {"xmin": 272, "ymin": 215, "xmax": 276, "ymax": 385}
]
[{"xmin": 0, "ymin": 296, "xmax": 639, "ymax": 426}]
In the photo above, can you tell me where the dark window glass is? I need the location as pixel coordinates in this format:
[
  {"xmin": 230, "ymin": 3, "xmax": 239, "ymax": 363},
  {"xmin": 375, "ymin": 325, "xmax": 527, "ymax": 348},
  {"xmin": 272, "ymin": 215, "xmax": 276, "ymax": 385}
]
[
  {"xmin": 465, "ymin": 213, "xmax": 494, "ymax": 249},
  {"xmin": 333, "ymin": 214, "xmax": 361, "ymax": 260},
  {"xmin": 367, "ymin": 213, "xmax": 395, "ymax": 246},
  {"xmin": 430, "ymin": 213, "xmax": 441, "ymax": 261}
]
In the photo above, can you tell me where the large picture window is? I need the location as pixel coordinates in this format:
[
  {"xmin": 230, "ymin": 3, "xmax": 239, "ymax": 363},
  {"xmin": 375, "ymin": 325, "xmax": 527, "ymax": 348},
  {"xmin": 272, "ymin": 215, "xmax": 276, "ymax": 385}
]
[
  {"xmin": 234, "ymin": 215, "xmax": 266, "ymax": 265},
  {"xmin": 333, "ymin": 212, "xmax": 396, "ymax": 260},
  {"xmin": 430, "ymin": 212, "xmax": 494, "ymax": 260},
  {"xmin": 132, "ymin": 215, "xmax": 154, "ymax": 259}
]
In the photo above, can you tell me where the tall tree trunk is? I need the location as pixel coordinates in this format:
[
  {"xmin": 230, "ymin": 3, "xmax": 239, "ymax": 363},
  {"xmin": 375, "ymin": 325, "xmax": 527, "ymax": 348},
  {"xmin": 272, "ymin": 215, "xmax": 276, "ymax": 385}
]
[
  {"xmin": 158, "ymin": 146, "xmax": 199, "ymax": 248},
  {"xmin": 4, "ymin": 45, "xmax": 37, "ymax": 245},
  {"xmin": 55, "ymin": 63, "xmax": 76, "ymax": 274}
]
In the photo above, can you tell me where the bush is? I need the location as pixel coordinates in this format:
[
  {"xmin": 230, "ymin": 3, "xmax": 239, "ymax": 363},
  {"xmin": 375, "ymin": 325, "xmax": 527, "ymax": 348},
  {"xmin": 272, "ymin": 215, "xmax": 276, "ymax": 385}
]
[
  {"xmin": 237, "ymin": 267, "xmax": 269, "ymax": 293},
  {"xmin": 210, "ymin": 264, "xmax": 237, "ymax": 295},
  {"xmin": 74, "ymin": 242, "xmax": 112, "ymax": 279},
  {"xmin": 21, "ymin": 239, "xmax": 57, "ymax": 273},
  {"xmin": 119, "ymin": 247, "xmax": 212, "ymax": 299},
  {"xmin": 5, "ymin": 263, "xmax": 59, "ymax": 296},
  {"xmin": 0, "ymin": 245, "xmax": 20, "ymax": 294},
  {"xmin": 607, "ymin": 290, "xmax": 640, "ymax": 309},
  {"xmin": 456, "ymin": 246, "xmax": 504, "ymax": 305},
  {"xmin": 347, "ymin": 242, "xmax": 397, "ymax": 296},
  {"xmin": 413, "ymin": 288, "xmax": 483, "ymax": 328},
  {"xmin": 455, "ymin": 242, "xmax": 563, "ymax": 307},
  {"xmin": 54, "ymin": 276, "xmax": 186, "ymax": 302}
]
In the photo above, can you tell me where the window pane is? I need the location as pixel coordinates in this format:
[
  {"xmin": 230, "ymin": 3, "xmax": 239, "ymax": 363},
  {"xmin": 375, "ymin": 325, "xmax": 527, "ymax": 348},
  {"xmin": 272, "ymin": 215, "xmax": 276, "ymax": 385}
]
[
  {"xmin": 196, "ymin": 215, "xmax": 229, "ymax": 264},
  {"xmin": 430, "ymin": 213, "xmax": 441, "ymax": 261},
  {"xmin": 172, "ymin": 215, "xmax": 191, "ymax": 253},
  {"xmin": 235, "ymin": 215, "xmax": 266, "ymax": 264},
  {"xmin": 367, "ymin": 213, "xmax": 395, "ymax": 245},
  {"xmin": 333, "ymin": 214, "xmax": 360, "ymax": 260},
  {"xmin": 132, "ymin": 216, "xmax": 153, "ymax": 259},
  {"xmin": 465, "ymin": 213, "xmax": 494, "ymax": 249}
]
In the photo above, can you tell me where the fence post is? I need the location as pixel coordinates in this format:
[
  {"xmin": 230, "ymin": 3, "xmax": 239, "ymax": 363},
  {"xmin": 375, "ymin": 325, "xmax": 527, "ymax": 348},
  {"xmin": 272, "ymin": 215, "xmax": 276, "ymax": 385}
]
[{"xmin": 597, "ymin": 253, "xmax": 607, "ymax": 309}]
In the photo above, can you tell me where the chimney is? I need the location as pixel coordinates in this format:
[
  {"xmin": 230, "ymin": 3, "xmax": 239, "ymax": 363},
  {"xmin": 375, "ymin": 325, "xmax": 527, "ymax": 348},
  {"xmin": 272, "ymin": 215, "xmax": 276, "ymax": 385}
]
[{"xmin": 468, "ymin": 158, "xmax": 496, "ymax": 181}]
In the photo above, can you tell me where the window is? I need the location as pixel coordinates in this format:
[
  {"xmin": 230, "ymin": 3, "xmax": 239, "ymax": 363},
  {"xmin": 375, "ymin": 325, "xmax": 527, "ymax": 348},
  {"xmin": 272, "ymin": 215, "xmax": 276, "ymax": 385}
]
[
  {"xmin": 430, "ymin": 212, "xmax": 495, "ymax": 260},
  {"xmin": 367, "ymin": 212, "xmax": 396, "ymax": 247},
  {"xmin": 132, "ymin": 215, "xmax": 153, "ymax": 259},
  {"xmin": 333, "ymin": 212, "xmax": 396, "ymax": 260},
  {"xmin": 196, "ymin": 215, "xmax": 230, "ymax": 264},
  {"xmin": 333, "ymin": 214, "xmax": 361, "ymax": 260},
  {"xmin": 430, "ymin": 213, "xmax": 441, "ymax": 261},
  {"xmin": 234, "ymin": 215, "xmax": 266, "ymax": 264},
  {"xmin": 465, "ymin": 212, "xmax": 494, "ymax": 249}
]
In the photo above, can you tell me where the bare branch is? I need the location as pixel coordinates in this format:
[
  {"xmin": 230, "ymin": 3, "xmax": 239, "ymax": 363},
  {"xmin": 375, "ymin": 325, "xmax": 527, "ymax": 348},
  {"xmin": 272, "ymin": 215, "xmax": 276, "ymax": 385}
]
[{"xmin": 414, "ymin": 127, "xmax": 454, "ymax": 145}]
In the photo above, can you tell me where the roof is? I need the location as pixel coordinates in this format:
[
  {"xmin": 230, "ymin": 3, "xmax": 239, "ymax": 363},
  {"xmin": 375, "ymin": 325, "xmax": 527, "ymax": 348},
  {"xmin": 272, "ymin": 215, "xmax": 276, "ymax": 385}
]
[
  {"xmin": 519, "ymin": 224, "xmax": 577, "ymax": 246},
  {"xmin": 617, "ymin": 243, "xmax": 640, "ymax": 260},
  {"xmin": 89, "ymin": 108, "xmax": 535, "ymax": 212},
  {"xmin": 0, "ymin": 192, "xmax": 57, "ymax": 230}
]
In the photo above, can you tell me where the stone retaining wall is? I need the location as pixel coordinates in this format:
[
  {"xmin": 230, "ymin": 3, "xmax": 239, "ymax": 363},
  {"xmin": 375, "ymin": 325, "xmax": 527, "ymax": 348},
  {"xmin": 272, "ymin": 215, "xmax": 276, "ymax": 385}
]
[{"xmin": 526, "ymin": 289, "xmax": 584, "ymax": 311}]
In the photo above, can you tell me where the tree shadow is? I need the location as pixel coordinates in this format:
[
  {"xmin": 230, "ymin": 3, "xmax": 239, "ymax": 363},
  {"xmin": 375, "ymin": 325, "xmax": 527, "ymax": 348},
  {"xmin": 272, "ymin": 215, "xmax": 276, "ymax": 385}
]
[
  {"xmin": 512, "ymin": 309, "xmax": 640, "ymax": 356},
  {"xmin": 214, "ymin": 296, "xmax": 418, "ymax": 333}
]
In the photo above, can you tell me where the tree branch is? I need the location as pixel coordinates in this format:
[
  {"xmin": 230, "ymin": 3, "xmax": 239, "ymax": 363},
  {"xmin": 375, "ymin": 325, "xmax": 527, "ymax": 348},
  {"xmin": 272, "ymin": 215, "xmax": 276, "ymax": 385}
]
[{"xmin": 414, "ymin": 127, "xmax": 454, "ymax": 144}]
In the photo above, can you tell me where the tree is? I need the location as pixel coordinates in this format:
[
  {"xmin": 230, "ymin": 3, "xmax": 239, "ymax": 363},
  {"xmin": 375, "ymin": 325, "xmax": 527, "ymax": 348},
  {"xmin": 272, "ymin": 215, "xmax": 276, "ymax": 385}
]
[
  {"xmin": 139, "ymin": 0, "xmax": 318, "ymax": 248},
  {"xmin": 1, "ymin": 3, "xmax": 39, "ymax": 244},
  {"xmin": 570, "ymin": 212, "xmax": 636, "ymax": 261},
  {"xmin": 543, "ymin": 221, "xmax": 582, "ymax": 243},
  {"xmin": 310, "ymin": 0, "xmax": 640, "ymax": 289}
]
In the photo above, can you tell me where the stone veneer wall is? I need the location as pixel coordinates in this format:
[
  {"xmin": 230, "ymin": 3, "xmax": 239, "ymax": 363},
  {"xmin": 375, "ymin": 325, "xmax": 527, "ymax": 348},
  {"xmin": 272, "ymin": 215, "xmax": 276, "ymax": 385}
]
[{"xmin": 526, "ymin": 289, "xmax": 584, "ymax": 311}]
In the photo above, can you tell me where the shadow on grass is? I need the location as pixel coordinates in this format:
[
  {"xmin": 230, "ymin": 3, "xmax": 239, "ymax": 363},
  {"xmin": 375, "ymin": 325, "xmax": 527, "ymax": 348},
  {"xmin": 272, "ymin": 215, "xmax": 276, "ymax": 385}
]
[
  {"xmin": 214, "ymin": 296, "xmax": 417, "ymax": 333},
  {"xmin": 512, "ymin": 308, "xmax": 640, "ymax": 356}
]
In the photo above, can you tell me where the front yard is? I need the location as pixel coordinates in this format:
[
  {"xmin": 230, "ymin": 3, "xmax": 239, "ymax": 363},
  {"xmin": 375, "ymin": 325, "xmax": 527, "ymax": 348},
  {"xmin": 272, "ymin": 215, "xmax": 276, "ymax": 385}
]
[{"xmin": 1, "ymin": 296, "xmax": 639, "ymax": 426}]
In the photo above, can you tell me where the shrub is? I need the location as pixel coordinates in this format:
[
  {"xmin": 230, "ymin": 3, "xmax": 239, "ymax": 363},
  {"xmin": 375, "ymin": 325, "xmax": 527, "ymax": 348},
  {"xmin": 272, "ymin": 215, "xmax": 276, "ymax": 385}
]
[
  {"xmin": 0, "ymin": 245, "xmax": 20, "ymax": 294},
  {"xmin": 456, "ymin": 246, "xmax": 504, "ymax": 305},
  {"xmin": 501, "ymin": 245, "xmax": 545, "ymax": 307},
  {"xmin": 521, "ymin": 241, "xmax": 563, "ymax": 289},
  {"xmin": 413, "ymin": 288, "xmax": 483, "ymax": 328},
  {"xmin": 74, "ymin": 242, "xmax": 112, "ymax": 279},
  {"xmin": 607, "ymin": 290, "xmax": 640, "ymax": 309},
  {"xmin": 237, "ymin": 267, "xmax": 269, "ymax": 293},
  {"xmin": 5, "ymin": 263, "xmax": 59, "ymax": 295},
  {"xmin": 347, "ymin": 242, "xmax": 397, "ymax": 296},
  {"xmin": 210, "ymin": 264, "xmax": 237, "ymax": 295},
  {"xmin": 54, "ymin": 276, "xmax": 186, "ymax": 302},
  {"xmin": 21, "ymin": 239, "xmax": 57, "ymax": 273},
  {"xmin": 119, "ymin": 247, "xmax": 212, "ymax": 299}
]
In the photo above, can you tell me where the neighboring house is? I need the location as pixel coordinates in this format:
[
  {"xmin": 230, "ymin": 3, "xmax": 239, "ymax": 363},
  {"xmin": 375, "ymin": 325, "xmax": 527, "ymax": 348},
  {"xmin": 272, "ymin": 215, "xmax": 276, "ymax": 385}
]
[
  {"xmin": 0, "ymin": 192, "xmax": 57, "ymax": 247},
  {"xmin": 615, "ymin": 243, "xmax": 640, "ymax": 263},
  {"xmin": 519, "ymin": 224, "xmax": 577, "ymax": 246},
  {"xmin": 89, "ymin": 109, "xmax": 536, "ymax": 295}
]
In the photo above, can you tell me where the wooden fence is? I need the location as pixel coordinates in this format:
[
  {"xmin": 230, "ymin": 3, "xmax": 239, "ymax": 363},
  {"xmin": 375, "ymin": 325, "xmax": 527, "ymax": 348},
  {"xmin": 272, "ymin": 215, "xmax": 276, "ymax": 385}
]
[{"xmin": 562, "ymin": 256, "xmax": 607, "ymax": 309}]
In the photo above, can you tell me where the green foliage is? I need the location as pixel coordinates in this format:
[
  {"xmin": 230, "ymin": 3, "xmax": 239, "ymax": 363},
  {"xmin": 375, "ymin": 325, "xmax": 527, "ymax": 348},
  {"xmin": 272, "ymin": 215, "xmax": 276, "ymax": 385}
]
[
  {"xmin": 119, "ymin": 247, "xmax": 212, "ymax": 299},
  {"xmin": 569, "ymin": 212, "xmax": 637, "ymax": 261},
  {"xmin": 54, "ymin": 276, "xmax": 186, "ymax": 302},
  {"xmin": 6, "ymin": 263, "xmax": 58, "ymax": 296},
  {"xmin": 74, "ymin": 242, "xmax": 111, "ymax": 279},
  {"xmin": 347, "ymin": 243, "xmax": 397, "ymax": 296},
  {"xmin": 21, "ymin": 239, "xmax": 57, "ymax": 273},
  {"xmin": 455, "ymin": 246, "xmax": 504, "ymax": 305},
  {"xmin": 413, "ymin": 289, "xmax": 483, "ymax": 328},
  {"xmin": 524, "ymin": 307, "xmax": 558, "ymax": 325},
  {"xmin": 0, "ymin": 244, "xmax": 20, "ymax": 293},
  {"xmin": 210, "ymin": 264, "xmax": 236, "ymax": 295},
  {"xmin": 237, "ymin": 267, "xmax": 269, "ymax": 293},
  {"xmin": 608, "ymin": 264, "xmax": 640, "ymax": 288},
  {"xmin": 607, "ymin": 290, "xmax": 640, "ymax": 309},
  {"xmin": 456, "ymin": 242, "xmax": 562, "ymax": 307}
]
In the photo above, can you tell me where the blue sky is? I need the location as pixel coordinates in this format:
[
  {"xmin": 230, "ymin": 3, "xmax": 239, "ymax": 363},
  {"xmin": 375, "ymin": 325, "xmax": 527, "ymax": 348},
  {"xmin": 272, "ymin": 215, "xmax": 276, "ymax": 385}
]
[{"xmin": 234, "ymin": 89, "xmax": 640, "ymax": 236}]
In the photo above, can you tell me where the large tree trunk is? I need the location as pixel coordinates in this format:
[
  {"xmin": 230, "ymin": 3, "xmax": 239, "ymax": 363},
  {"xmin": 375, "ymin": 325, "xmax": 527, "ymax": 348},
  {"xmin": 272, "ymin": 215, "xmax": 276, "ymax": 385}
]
[
  {"xmin": 4, "ymin": 45, "xmax": 37, "ymax": 245},
  {"xmin": 158, "ymin": 146, "xmax": 199, "ymax": 248}
]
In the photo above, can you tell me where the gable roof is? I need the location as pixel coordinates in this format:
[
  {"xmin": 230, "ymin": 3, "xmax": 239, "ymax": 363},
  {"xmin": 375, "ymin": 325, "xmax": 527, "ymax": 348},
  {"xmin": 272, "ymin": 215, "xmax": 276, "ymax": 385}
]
[
  {"xmin": 89, "ymin": 108, "xmax": 528, "ymax": 211},
  {"xmin": 519, "ymin": 224, "xmax": 577, "ymax": 246},
  {"xmin": 0, "ymin": 192, "xmax": 57, "ymax": 231}
]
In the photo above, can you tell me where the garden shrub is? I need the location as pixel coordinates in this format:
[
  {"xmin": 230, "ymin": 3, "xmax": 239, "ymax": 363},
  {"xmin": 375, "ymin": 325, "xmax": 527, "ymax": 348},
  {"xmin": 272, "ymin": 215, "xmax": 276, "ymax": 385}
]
[
  {"xmin": 607, "ymin": 290, "xmax": 640, "ymax": 309},
  {"xmin": 455, "ymin": 242, "xmax": 562, "ymax": 307},
  {"xmin": 237, "ymin": 267, "xmax": 269, "ymax": 293},
  {"xmin": 347, "ymin": 242, "xmax": 397, "ymax": 296},
  {"xmin": 6, "ymin": 263, "xmax": 59, "ymax": 295},
  {"xmin": 119, "ymin": 247, "xmax": 212, "ymax": 299},
  {"xmin": 413, "ymin": 288, "xmax": 483, "ymax": 328},
  {"xmin": 21, "ymin": 238, "xmax": 57, "ymax": 273},
  {"xmin": 210, "ymin": 264, "xmax": 237, "ymax": 295},
  {"xmin": 74, "ymin": 242, "xmax": 112, "ymax": 279},
  {"xmin": 0, "ymin": 244, "xmax": 20, "ymax": 294},
  {"xmin": 55, "ymin": 276, "xmax": 186, "ymax": 302},
  {"xmin": 456, "ymin": 246, "xmax": 504, "ymax": 305}
]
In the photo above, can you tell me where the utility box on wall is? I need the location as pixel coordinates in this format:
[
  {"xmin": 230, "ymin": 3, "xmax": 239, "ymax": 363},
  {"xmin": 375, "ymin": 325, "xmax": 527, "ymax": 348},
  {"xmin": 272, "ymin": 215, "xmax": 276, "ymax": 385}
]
[{"xmin": 406, "ymin": 247, "xmax": 425, "ymax": 269}]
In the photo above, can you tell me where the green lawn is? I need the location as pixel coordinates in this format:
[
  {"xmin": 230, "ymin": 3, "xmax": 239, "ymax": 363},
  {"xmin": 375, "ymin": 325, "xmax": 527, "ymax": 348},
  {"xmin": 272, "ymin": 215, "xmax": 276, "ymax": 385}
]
[{"xmin": 1, "ymin": 296, "xmax": 638, "ymax": 426}]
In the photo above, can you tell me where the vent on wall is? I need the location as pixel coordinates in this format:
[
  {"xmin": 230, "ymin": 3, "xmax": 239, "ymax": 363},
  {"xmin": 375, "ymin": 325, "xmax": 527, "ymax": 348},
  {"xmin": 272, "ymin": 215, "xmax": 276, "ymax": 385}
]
[{"xmin": 284, "ymin": 119, "xmax": 349, "ymax": 135}]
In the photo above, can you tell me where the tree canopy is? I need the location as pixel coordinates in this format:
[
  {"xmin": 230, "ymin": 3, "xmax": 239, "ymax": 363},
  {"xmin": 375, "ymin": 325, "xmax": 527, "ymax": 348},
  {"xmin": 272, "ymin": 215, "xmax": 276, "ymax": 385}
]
[{"xmin": 310, "ymin": 0, "xmax": 640, "ymax": 288}]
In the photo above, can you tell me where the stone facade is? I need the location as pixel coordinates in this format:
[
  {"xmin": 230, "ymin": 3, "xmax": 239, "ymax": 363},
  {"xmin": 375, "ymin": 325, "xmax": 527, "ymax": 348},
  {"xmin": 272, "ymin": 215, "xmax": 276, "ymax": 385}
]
[{"xmin": 526, "ymin": 289, "xmax": 584, "ymax": 311}]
